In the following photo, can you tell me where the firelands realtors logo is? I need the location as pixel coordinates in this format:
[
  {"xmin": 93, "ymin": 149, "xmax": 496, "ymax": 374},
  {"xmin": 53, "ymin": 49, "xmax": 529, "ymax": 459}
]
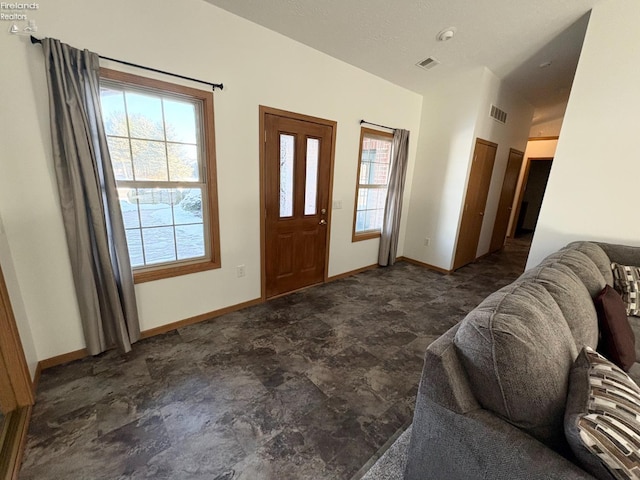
[{"xmin": 1, "ymin": 3, "xmax": 39, "ymax": 21}]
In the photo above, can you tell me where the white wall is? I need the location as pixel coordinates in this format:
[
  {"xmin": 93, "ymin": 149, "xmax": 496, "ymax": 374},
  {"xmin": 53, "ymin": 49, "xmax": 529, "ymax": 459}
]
[
  {"xmin": 528, "ymin": 0, "xmax": 640, "ymax": 268},
  {"xmin": 0, "ymin": 0, "xmax": 423, "ymax": 360},
  {"xmin": 0, "ymin": 214, "xmax": 38, "ymax": 378},
  {"xmin": 403, "ymin": 67, "xmax": 532, "ymax": 270},
  {"xmin": 472, "ymin": 69, "xmax": 533, "ymax": 257},
  {"xmin": 529, "ymin": 103, "xmax": 567, "ymax": 137},
  {"xmin": 403, "ymin": 68, "xmax": 485, "ymax": 270}
]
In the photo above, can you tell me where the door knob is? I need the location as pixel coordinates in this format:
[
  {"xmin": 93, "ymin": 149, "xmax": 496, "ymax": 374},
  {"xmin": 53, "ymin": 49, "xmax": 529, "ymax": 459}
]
[
  {"xmin": 479, "ymin": 212, "xmax": 484, "ymax": 216},
  {"xmin": 319, "ymin": 219, "xmax": 327, "ymax": 225}
]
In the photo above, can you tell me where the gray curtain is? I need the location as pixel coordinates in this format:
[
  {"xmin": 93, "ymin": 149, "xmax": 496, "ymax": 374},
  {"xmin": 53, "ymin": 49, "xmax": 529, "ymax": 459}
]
[
  {"xmin": 378, "ymin": 129, "xmax": 410, "ymax": 267},
  {"xmin": 42, "ymin": 38, "xmax": 140, "ymax": 355}
]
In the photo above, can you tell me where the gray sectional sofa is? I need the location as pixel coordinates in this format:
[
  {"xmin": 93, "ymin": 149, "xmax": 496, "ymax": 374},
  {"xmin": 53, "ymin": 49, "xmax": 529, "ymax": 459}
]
[{"xmin": 405, "ymin": 241, "xmax": 640, "ymax": 480}]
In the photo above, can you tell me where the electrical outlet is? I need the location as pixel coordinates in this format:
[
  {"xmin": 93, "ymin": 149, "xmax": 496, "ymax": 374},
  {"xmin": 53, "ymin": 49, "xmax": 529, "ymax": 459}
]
[
  {"xmin": 424, "ymin": 237, "xmax": 430, "ymax": 247},
  {"xmin": 333, "ymin": 200, "xmax": 343, "ymax": 209},
  {"xmin": 236, "ymin": 265, "xmax": 246, "ymax": 278}
]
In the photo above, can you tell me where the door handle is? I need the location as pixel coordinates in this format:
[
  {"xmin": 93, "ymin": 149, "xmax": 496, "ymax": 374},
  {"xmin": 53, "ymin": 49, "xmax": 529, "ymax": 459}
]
[{"xmin": 319, "ymin": 219, "xmax": 327, "ymax": 225}]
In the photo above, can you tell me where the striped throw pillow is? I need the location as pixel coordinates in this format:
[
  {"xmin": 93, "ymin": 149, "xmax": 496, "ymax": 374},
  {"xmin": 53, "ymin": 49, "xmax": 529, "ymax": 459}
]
[
  {"xmin": 565, "ymin": 347, "xmax": 640, "ymax": 480},
  {"xmin": 612, "ymin": 263, "xmax": 640, "ymax": 317}
]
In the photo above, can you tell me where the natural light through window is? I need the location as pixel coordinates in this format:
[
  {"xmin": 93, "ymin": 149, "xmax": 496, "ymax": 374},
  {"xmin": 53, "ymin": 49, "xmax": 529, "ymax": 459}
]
[
  {"xmin": 353, "ymin": 128, "xmax": 393, "ymax": 240},
  {"xmin": 99, "ymin": 69, "xmax": 220, "ymax": 282}
]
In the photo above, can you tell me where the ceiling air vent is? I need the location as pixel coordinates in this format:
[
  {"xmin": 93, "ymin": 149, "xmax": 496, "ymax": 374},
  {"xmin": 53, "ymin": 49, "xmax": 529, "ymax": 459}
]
[
  {"xmin": 416, "ymin": 56, "xmax": 440, "ymax": 70},
  {"xmin": 490, "ymin": 104, "xmax": 507, "ymax": 124}
]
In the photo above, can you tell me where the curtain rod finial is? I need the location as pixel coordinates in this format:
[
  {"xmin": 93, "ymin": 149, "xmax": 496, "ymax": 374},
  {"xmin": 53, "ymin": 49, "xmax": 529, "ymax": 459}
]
[{"xmin": 30, "ymin": 35, "xmax": 41, "ymax": 44}]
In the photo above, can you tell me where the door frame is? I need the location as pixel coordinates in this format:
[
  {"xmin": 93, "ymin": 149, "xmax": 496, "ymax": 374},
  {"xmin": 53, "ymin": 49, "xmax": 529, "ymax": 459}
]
[
  {"xmin": 453, "ymin": 138, "xmax": 498, "ymax": 270},
  {"xmin": 258, "ymin": 106, "xmax": 337, "ymax": 300},
  {"xmin": 508, "ymin": 156, "xmax": 554, "ymax": 238},
  {"xmin": 0, "ymin": 263, "xmax": 34, "ymax": 480},
  {"xmin": 489, "ymin": 147, "xmax": 524, "ymax": 253}
]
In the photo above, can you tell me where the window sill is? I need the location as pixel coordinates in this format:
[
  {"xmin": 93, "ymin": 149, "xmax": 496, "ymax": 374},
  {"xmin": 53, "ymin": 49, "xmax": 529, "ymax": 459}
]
[
  {"xmin": 133, "ymin": 258, "xmax": 221, "ymax": 284},
  {"xmin": 352, "ymin": 231, "xmax": 382, "ymax": 242}
]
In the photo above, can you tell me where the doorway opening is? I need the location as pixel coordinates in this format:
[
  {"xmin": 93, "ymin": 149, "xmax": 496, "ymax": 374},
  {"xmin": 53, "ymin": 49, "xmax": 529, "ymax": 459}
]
[{"xmin": 512, "ymin": 157, "xmax": 553, "ymax": 238}]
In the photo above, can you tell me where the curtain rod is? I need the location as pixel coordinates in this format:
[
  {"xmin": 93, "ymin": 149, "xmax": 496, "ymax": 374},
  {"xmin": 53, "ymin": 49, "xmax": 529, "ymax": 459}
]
[
  {"xmin": 360, "ymin": 119, "xmax": 396, "ymax": 131},
  {"xmin": 30, "ymin": 36, "xmax": 224, "ymax": 91}
]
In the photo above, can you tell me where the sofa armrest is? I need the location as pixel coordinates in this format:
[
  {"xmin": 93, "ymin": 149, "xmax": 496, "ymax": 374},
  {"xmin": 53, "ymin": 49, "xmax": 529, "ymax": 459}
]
[{"xmin": 405, "ymin": 398, "xmax": 595, "ymax": 480}]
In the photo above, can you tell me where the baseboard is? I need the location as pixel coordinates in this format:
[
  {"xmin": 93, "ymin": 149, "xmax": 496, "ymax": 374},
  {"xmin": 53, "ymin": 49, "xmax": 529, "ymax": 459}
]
[
  {"xmin": 38, "ymin": 298, "xmax": 263, "ymax": 371},
  {"xmin": 397, "ymin": 256, "xmax": 452, "ymax": 274},
  {"xmin": 327, "ymin": 263, "xmax": 378, "ymax": 282},
  {"xmin": 37, "ymin": 263, "xmax": 386, "ymax": 372},
  {"xmin": 31, "ymin": 364, "xmax": 41, "ymax": 397},
  {"xmin": 38, "ymin": 348, "xmax": 88, "ymax": 372},
  {"xmin": 139, "ymin": 297, "xmax": 262, "ymax": 339}
]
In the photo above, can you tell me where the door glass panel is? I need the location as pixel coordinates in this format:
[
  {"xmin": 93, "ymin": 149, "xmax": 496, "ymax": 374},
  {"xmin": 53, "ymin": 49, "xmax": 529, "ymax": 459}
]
[
  {"xmin": 305, "ymin": 138, "xmax": 319, "ymax": 215},
  {"xmin": 280, "ymin": 134, "xmax": 295, "ymax": 217}
]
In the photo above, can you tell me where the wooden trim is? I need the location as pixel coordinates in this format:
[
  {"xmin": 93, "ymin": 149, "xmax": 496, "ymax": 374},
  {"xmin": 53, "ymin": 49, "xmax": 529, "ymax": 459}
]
[
  {"xmin": 476, "ymin": 138, "xmax": 499, "ymax": 148},
  {"xmin": 528, "ymin": 136, "xmax": 559, "ymax": 141},
  {"xmin": 31, "ymin": 364, "xmax": 41, "ymax": 397},
  {"xmin": 0, "ymin": 266, "xmax": 33, "ymax": 407},
  {"xmin": 0, "ymin": 406, "xmax": 31, "ymax": 480},
  {"xmin": 323, "ymin": 115, "xmax": 338, "ymax": 284},
  {"xmin": 100, "ymin": 68, "xmax": 222, "ymax": 284},
  {"xmin": 38, "ymin": 349, "xmax": 89, "ymax": 371},
  {"xmin": 258, "ymin": 106, "xmax": 337, "ymax": 299},
  {"xmin": 38, "ymin": 298, "xmax": 262, "ymax": 370},
  {"xmin": 327, "ymin": 263, "xmax": 379, "ymax": 282},
  {"xmin": 397, "ymin": 256, "xmax": 452, "ymax": 274},
  {"xmin": 133, "ymin": 259, "xmax": 220, "ymax": 284},
  {"xmin": 0, "ymin": 352, "xmax": 16, "ymax": 413},
  {"xmin": 352, "ymin": 231, "xmax": 381, "ymax": 242},
  {"xmin": 259, "ymin": 108, "xmax": 267, "ymax": 301},
  {"xmin": 352, "ymin": 127, "xmax": 394, "ymax": 242},
  {"xmin": 139, "ymin": 297, "xmax": 262, "ymax": 339}
]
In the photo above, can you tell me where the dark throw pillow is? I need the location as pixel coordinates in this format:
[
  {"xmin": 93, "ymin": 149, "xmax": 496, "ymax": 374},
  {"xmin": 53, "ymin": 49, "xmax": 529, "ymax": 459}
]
[
  {"xmin": 565, "ymin": 347, "xmax": 640, "ymax": 480},
  {"xmin": 595, "ymin": 285, "xmax": 636, "ymax": 371}
]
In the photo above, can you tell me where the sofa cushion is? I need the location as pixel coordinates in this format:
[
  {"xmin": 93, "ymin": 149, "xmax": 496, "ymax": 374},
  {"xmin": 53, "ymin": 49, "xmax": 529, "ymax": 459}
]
[
  {"xmin": 611, "ymin": 262, "xmax": 640, "ymax": 316},
  {"xmin": 594, "ymin": 285, "xmax": 636, "ymax": 371},
  {"xmin": 454, "ymin": 281, "xmax": 577, "ymax": 449},
  {"xmin": 564, "ymin": 347, "xmax": 640, "ymax": 480},
  {"xmin": 541, "ymin": 249, "xmax": 606, "ymax": 298},
  {"xmin": 519, "ymin": 262, "xmax": 599, "ymax": 351},
  {"xmin": 565, "ymin": 242, "xmax": 614, "ymax": 287}
]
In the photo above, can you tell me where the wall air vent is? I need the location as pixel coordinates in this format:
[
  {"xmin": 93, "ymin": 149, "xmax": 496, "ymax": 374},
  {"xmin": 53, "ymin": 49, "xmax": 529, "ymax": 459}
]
[
  {"xmin": 416, "ymin": 57, "xmax": 440, "ymax": 70},
  {"xmin": 490, "ymin": 104, "xmax": 507, "ymax": 124}
]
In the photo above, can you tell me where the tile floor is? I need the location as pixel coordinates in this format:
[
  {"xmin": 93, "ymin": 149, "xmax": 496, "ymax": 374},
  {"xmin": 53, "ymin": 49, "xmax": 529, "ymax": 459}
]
[{"xmin": 20, "ymin": 238, "xmax": 530, "ymax": 480}]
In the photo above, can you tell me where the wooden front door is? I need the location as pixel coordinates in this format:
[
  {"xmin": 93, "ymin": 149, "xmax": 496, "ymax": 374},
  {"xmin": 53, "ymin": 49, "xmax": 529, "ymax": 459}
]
[
  {"xmin": 453, "ymin": 138, "xmax": 498, "ymax": 270},
  {"xmin": 263, "ymin": 110, "xmax": 334, "ymax": 298},
  {"xmin": 489, "ymin": 148, "xmax": 524, "ymax": 253}
]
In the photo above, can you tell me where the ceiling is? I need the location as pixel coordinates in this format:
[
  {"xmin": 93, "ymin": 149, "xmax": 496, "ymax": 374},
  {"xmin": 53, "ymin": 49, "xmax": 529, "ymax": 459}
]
[{"xmin": 204, "ymin": 0, "xmax": 599, "ymax": 113}]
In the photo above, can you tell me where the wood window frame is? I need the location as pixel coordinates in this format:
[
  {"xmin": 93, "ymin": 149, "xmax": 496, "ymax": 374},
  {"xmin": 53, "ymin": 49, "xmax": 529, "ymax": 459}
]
[
  {"xmin": 352, "ymin": 127, "xmax": 394, "ymax": 242},
  {"xmin": 100, "ymin": 68, "xmax": 221, "ymax": 284}
]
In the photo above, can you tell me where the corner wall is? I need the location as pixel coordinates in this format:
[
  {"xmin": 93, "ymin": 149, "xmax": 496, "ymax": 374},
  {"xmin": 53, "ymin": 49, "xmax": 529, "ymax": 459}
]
[
  {"xmin": 0, "ymin": 0, "xmax": 423, "ymax": 360},
  {"xmin": 528, "ymin": 0, "xmax": 640, "ymax": 268},
  {"xmin": 403, "ymin": 67, "xmax": 532, "ymax": 270}
]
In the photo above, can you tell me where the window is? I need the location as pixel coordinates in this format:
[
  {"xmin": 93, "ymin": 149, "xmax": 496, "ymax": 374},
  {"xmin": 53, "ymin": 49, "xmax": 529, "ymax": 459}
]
[
  {"xmin": 99, "ymin": 69, "xmax": 220, "ymax": 283},
  {"xmin": 352, "ymin": 128, "xmax": 393, "ymax": 241}
]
